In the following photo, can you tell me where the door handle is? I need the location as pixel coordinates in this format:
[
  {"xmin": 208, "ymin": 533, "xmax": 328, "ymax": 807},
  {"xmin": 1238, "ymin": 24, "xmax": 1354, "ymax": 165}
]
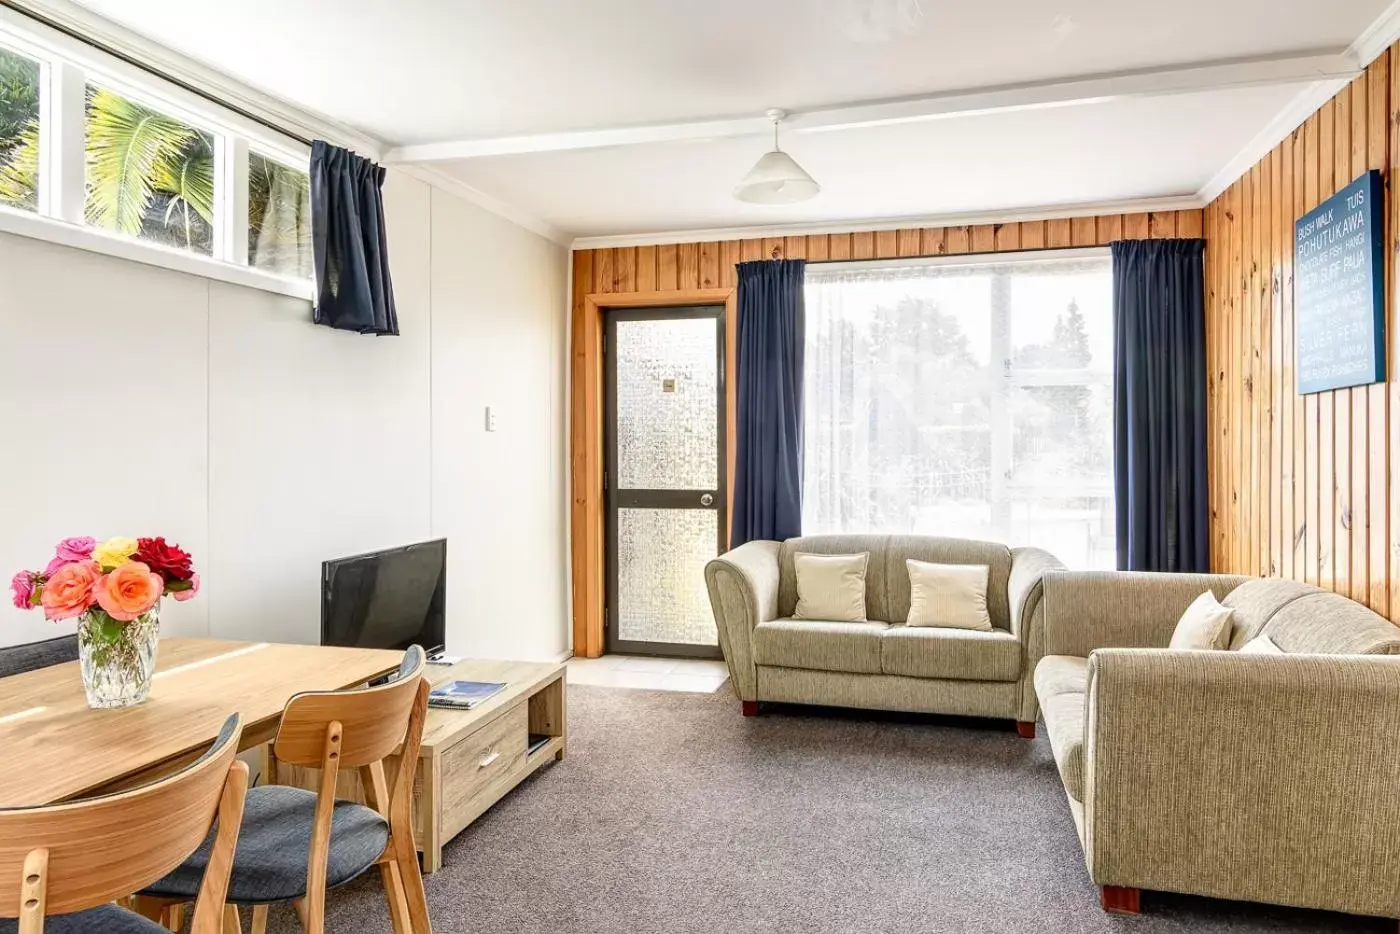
[{"xmin": 700, "ymin": 493, "xmax": 714, "ymax": 506}]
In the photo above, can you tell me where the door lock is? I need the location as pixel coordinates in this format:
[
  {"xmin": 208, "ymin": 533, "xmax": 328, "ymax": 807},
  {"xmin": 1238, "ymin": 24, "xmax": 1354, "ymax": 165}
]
[{"xmin": 700, "ymin": 493, "xmax": 714, "ymax": 506}]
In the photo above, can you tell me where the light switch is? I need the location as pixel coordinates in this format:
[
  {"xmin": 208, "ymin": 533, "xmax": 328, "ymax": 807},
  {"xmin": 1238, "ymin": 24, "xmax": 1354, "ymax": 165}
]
[{"xmin": 485, "ymin": 406, "xmax": 498, "ymax": 431}]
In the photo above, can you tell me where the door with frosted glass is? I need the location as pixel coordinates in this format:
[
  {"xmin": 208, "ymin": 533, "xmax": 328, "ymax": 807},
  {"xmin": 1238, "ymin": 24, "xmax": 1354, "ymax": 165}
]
[{"xmin": 604, "ymin": 308, "xmax": 725, "ymax": 658}]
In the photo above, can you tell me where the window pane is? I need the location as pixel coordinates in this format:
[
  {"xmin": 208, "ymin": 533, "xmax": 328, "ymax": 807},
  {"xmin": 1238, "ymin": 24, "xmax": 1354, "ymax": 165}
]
[
  {"xmin": 249, "ymin": 152, "xmax": 312, "ymax": 278},
  {"xmin": 0, "ymin": 45, "xmax": 41, "ymax": 212},
  {"xmin": 84, "ymin": 84, "xmax": 215, "ymax": 255},
  {"xmin": 803, "ymin": 256, "xmax": 1115, "ymax": 568}
]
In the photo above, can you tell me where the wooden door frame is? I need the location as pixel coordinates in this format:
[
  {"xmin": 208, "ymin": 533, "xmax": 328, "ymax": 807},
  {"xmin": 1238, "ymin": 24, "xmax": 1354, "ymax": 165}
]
[{"xmin": 570, "ymin": 288, "xmax": 738, "ymax": 658}]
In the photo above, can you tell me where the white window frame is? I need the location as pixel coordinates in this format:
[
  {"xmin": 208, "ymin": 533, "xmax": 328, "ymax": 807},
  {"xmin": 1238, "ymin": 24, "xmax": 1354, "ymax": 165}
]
[{"xmin": 0, "ymin": 5, "xmax": 314, "ymax": 300}]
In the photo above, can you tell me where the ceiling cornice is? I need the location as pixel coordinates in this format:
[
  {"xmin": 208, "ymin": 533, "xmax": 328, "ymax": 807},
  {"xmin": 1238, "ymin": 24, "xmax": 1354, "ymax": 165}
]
[
  {"xmin": 1349, "ymin": 0, "xmax": 1400, "ymax": 67},
  {"xmin": 397, "ymin": 166, "xmax": 569, "ymax": 245},
  {"xmin": 568, "ymin": 195, "xmax": 1206, "ymax": 250}
]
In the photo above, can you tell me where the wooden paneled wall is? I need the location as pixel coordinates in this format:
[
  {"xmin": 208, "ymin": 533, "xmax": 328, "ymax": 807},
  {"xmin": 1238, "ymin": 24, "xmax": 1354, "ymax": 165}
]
[
  {"xmin": 570, "ymin": 210, "xmax": 1201, "ymax": 654},
  {"xmin": 573, "ymin": 210, "xmax": 1203, "ymax": 296},
  {"xmin": 1204, "ymin": 47, "xmax": 1397, "ymax": 621}
]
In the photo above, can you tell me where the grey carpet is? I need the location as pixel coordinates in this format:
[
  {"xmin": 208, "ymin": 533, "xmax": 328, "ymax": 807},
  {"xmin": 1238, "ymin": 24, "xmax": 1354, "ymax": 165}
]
[{"xmin": 261, "ymin": 684, "xmax": 1391, "ymax": 933}]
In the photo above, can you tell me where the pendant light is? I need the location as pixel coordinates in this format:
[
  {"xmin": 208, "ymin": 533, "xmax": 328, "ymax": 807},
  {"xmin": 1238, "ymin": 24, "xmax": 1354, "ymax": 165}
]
[{"xmin": 733, "ymin": 109, "xmax": 820, "ymax": 205}]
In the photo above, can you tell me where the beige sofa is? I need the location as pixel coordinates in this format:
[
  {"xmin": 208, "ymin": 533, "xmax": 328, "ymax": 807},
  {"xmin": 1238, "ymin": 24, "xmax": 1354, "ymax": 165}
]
[
  {"xmin": 1033, "ymin": 571, "xmax": 1400, "ymax": 920},
  {"xmin": 704, "ymin": 534, "xmax": 1064, "ymax": 728}
]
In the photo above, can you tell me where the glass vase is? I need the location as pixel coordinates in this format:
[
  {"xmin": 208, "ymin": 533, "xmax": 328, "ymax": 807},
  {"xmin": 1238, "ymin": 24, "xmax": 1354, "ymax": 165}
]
[{"xmin": 77, "ymin": 603, "xmax": 160, "ymax": 709}]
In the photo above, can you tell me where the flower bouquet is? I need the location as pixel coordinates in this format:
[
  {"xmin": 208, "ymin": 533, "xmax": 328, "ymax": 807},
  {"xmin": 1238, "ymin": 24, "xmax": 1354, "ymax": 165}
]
[{"xmin": 11, "ymin": 537, "xmax": 199, "ymax": 708}]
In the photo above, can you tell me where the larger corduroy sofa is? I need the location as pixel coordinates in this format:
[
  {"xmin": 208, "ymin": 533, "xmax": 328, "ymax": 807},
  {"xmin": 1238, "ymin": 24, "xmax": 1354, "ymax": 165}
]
[
  {"xmin": 1032, "ymin": 570, "xmax": 1400, "ymax": 921},
  {"xmin": 703, "ymin": 534, "xmax": 1064, "ymax": 729}
]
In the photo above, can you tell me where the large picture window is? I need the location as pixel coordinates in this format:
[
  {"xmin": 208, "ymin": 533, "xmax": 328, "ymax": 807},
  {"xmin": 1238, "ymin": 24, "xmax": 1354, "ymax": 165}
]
[{"xmin": 803, "ymin": 251, "xmax": 1115, "ymax": 568}]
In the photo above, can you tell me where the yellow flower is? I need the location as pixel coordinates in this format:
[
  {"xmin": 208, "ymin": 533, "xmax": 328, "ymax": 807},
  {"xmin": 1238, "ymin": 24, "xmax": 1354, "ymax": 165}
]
[{"xmin": 92, "ymin": 537, "xmax": 139, "ymax": 570}]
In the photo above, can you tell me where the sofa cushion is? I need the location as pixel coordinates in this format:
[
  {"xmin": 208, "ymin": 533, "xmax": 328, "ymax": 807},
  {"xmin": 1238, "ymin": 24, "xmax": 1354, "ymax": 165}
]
[
  {"xmin": 880, "ymin": 626, "xmax": 1021, "ymax": 681},
  {"xmin": 1168, "ymin": 591, "xmax": 1234, "ymax": 650},
  {"xmin": 1222, "ymin": 578, "xmax": 1321, "ymax": 649},
  {"xmin": 779, "ymin": 536, "xmax": 891, "ymax": 622},
  {"xmin": 1262, "ymin": 592, "xmax": 1400, "ymax": 655},
  {"xmin": 751, "ymin": 619, "xmax": 888, "ymax": 674},
  {"xmin": 1041, "ymin": 691, "xmax": 1087, "ymax": 802},
  {"xmin": 886, "ymin": 536, "xmax": 1013, "ymax": 630},
  {"xmin": 793, "ymin": 552, "xmax": 870, "ymax": 621},
  {"xmin": 904, "ymin": 560, "xmax": 993, "ymax": 630},
  {"xmin": 1034, "ymin": 655, "xmax": 1089, "ymax": 699}
]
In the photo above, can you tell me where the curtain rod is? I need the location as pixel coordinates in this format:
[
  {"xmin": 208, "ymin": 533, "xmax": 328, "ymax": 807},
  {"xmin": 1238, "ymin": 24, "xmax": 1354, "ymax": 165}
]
[{"xmin": 1, "ymin": 0, "xmax": 315, "ymax": 148}]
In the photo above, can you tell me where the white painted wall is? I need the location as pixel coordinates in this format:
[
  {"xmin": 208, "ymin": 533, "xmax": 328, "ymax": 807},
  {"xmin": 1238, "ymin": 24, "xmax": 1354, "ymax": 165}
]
[{"xmin": 0, "ymin": 170, "xmax": 570, "ymax": 661}]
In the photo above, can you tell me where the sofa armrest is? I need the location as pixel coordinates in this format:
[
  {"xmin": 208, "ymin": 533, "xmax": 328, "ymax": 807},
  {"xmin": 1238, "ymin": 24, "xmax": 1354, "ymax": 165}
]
[
  {"xmin": 1008, "ymin": 547, "xmax": 1064, "ymax": 639},
  {"xmin": 1082, "ymin": 649, "xmax": 1400, "ymax": 917},
  {"xmin": 704, "ymin": 540, "xmax": 781, "ymax": 701},
  {"xmin": 1009, "ymin": 547, "xmax": 1065, "ymax": 723},
  {"xmin": 1041, "ymin": 571, "xmax": 1248, "ymax": 658}
]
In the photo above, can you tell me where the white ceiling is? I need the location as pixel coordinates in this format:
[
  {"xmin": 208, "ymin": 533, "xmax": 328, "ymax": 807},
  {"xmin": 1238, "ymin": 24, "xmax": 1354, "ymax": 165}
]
[{"xmin": 62, "ymin": 0, "xmax": 1400, "ymax": 239}]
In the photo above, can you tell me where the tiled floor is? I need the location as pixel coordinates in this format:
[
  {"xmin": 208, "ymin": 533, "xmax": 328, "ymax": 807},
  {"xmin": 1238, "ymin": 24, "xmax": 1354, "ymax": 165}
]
[{"xmin": 566, "ymin": 654, "xmax": 730, "ymax": 693}]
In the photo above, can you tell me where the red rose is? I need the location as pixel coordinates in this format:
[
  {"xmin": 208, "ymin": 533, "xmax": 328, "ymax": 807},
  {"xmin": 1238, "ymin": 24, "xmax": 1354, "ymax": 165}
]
[{"xmin": 134, "ymin": 537, "xmax": 194, "ymax": 584}]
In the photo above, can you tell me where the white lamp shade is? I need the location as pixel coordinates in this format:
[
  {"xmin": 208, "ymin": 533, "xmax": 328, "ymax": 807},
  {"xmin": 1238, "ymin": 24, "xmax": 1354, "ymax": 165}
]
[{"xmin": 733, "ymin": 149, "xmax": 820, "ymax": 204}]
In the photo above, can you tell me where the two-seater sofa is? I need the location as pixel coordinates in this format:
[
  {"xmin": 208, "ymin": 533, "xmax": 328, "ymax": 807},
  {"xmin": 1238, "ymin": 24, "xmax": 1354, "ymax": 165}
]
[
  {"xmin": 704, "ymin": 534, "xmax": 1063, "ymax": 728},
  {"xmin": 1032, "ymin": 570, "xmax": 1400, "ymax": 921}
]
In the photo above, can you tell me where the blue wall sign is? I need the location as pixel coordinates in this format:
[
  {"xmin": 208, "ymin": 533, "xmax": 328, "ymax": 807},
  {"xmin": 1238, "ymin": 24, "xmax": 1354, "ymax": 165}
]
[{"xmin": 1294, "ymin": 169, "xmax": 1386, "ymax": 395}]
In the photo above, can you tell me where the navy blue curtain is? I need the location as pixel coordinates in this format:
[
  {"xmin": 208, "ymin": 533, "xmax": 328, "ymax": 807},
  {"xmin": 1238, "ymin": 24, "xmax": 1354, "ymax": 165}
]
[
  {"xmin": 310, "ymin": 141, "xmax": 399, "ymax": 335},
  {"xmin": 731, "ymin": 260, "xmax": 806, "ymax": 548},
  {"xmin": 1112, "ymin": 239, "xmax": 1209, "ymax": 572}
]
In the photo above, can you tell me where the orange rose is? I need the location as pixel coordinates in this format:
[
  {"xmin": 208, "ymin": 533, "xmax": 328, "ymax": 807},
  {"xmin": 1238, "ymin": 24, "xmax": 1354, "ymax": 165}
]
[
  {"xmin": 40, "ymin": 561, "xmax": 101, "ymax": 621},
  {"xmin": 93, "ymin": 561, "xmax": 163, "ymax": 622}
]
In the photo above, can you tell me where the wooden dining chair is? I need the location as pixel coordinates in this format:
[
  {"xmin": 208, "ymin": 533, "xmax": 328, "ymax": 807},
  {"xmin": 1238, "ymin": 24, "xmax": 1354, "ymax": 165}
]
[
  {"xmin": 0, "ymin": 713, "xmax": 247, "ymax": 934},
  {"xmin": 141, "ymin": 646, "xmax": 432, "ymax": 934}
]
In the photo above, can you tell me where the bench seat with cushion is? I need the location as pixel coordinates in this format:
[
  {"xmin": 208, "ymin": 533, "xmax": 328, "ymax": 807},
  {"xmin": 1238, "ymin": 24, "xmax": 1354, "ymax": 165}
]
[
  {"xmin": 705, "ymin": 534, "xmax": 1064, "ymax": 727},
  {"xmin": 1031, "ymin": 571, "xmax": 1400, "ymax": 921}
]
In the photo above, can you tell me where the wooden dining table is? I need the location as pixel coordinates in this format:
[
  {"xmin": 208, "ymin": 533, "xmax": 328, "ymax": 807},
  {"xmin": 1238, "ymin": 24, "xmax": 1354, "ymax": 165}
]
[{"xmin": 0, "ymin": 637, "xmax": 405, "ymax": 807}]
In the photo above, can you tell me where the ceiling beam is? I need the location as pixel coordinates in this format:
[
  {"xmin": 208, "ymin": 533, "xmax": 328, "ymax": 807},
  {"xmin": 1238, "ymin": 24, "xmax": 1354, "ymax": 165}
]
[{"xmin": 384, "ymin": 51, "xmax": 1361, "ymax": 163}]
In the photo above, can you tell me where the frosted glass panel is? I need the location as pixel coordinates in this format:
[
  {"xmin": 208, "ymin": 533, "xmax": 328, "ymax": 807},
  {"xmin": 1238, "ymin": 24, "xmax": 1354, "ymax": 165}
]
[
  {"xmin": 617, "ymin": 508, "xmax": 718, "ymax": 645},
  {"xmin": 615, "ymin": 317, "xmax": 718, "ymax": 490}
]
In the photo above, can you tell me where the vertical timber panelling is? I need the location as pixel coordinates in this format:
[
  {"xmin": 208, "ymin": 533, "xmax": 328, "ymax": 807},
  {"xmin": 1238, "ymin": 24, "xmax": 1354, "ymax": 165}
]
[
  {"xmin": 572, "ymin": 209, "xmax": 1203, "ymax": 654},
  {"xmin": 1205, "ymin": 44, "xmax": 1399, "ymax": 627}
]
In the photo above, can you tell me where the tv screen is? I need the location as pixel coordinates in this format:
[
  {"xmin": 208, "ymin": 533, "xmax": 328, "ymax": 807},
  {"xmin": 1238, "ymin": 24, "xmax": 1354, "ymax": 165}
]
[{"xmin": 321, "ymin": 539, "xmax": 446, "ymax": 654}]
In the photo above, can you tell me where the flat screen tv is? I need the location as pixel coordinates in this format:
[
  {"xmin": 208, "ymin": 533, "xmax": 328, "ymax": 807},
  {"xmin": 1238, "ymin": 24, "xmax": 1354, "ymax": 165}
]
[{"xmin": 321, "ymin": 539, "xmax": 446, "ymax": 656}]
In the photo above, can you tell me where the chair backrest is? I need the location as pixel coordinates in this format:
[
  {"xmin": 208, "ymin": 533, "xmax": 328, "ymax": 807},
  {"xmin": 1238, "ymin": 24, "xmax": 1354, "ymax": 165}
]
[
  {"xmin": 0, "ymin": 713, "xmax": 245, "ymax": 925},
  {"xmin": 0, "ymin": 636, "xmax": 79, "ymax": 679},
  {"xmin": 777, "ymin": 534, "xmax": 1015, "ymax": 628},
  {"xmin": 274, "ymin": 645, "xmax": 427, "ymax": 770}
]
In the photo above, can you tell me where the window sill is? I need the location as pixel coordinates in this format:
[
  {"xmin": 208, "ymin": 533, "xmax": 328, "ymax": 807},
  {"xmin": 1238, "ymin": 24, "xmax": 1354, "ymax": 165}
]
[{"xmin": 0, "ymin": 206, "xmax": 315, "ymax": 302}]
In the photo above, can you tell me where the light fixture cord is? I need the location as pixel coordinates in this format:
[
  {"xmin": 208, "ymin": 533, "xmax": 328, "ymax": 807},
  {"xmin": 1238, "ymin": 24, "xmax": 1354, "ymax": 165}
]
[{"xmin": 773, "ymin": 115, "xmax": 780, "ymax": 152}]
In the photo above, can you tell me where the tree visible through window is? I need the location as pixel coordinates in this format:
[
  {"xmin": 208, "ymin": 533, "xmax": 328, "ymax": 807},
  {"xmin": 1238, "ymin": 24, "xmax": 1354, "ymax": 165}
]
[
  {"xmin": 0, "ymin": 44, "xmax": 40, "ymax": 212},
  {"xmin": 248, "ymin": 152, "xmax": 312, "ymax": 278},
  {"xmin": 803, "ymin": 255, "xmax": 1116, "ymax": 568},
  {"xmin": 84, "ymin": 83, "xmax": 215, "ymax": 255}
]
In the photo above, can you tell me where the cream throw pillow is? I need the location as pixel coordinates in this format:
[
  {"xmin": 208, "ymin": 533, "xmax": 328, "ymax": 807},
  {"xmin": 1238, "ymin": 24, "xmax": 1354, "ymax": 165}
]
[
  {"xmin": 1169, "ymin": 591, "xmax": 1235, "ymax": 650},
  {"xmin": 905, "ymin": 560, "xmax": 993, "ymax": 631},
  {"xmin": 793, "ymin": 552, "xmax": 869, "ymax": 622},
  {"xmin": 1238, "ymin": 634, "xmax": 1284, "ymax": 655}
]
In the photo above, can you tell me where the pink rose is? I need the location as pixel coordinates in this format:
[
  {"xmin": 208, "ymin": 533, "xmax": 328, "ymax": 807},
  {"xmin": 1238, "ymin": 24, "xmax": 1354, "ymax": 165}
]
[
  {"xmin": 10, "ymin": 570, "xmax": 41, "ymax": 610},
  {"xmin": 171, "ymin": 572, "xmax": 200, "ymax": 602},
  {"xmin": 45, "ymin": 537, "xmax": 97, "ymax": 576},
  {"xmin": 93, "ymin": 561, "xmax": 163, "ymax": 621},
  {"xmin": 40, "ymin": 561, "xmax": 100, "ymax": 621}
]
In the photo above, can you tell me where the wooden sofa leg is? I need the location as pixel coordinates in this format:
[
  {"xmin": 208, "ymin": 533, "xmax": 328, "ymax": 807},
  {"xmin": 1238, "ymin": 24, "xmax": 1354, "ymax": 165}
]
[
  {"xmin": 1101, "ymin": 886, "xmax": 1141, "ymax": 915},
  {"xmin": 741, "ymin": 700, "xmax": 759, "ymax": 717},
  {"xmin": 1015, "ymin": 720, "xmax": 1036, "ymax": 739}
]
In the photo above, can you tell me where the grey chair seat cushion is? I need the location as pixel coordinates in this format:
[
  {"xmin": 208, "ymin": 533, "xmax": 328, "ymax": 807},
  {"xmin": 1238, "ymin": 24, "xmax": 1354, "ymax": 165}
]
[
  {"xmin": 0, "ymin": 905, "xmax": 167, "ymax": 933},
  {"xmin": 142, "ymin": 785, "xmax": 388, "ymax": 904},
  {"xmin": 751, "ymin": 619, "xmax": 888, "ymax": 674},
  {"xmin": 880, "ymin": 626, "xmax": 1021, "ymax": 681}
]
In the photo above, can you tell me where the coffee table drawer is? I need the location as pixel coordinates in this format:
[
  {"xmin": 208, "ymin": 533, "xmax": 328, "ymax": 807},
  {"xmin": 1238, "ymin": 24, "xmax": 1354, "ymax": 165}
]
[{"xmin": 439, "ymin": 703, "xmax": 528, "ymax": 834}]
